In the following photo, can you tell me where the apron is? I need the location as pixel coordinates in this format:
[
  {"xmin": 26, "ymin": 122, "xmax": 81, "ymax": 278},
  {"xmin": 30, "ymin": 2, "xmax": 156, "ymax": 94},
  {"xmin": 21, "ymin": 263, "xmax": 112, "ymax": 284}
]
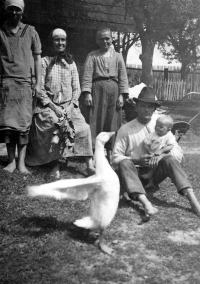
[{"xmin": 0, "ymin": 78, "xmax": 33, "ymax": 132}]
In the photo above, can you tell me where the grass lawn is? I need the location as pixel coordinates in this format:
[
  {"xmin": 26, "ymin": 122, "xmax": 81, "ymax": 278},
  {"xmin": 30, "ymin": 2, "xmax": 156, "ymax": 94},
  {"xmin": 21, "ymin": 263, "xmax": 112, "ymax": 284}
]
[{"xmin": 1, "ymin": 102, "xmax": 200, "ymax": 284}]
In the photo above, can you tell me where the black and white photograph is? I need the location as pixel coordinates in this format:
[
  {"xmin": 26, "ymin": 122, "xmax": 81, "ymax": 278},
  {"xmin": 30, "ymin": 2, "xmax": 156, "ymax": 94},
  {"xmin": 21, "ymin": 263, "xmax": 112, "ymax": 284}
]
[{"xmin": 1, "ymin": 0, "xmax": 200, "ymax": 283}]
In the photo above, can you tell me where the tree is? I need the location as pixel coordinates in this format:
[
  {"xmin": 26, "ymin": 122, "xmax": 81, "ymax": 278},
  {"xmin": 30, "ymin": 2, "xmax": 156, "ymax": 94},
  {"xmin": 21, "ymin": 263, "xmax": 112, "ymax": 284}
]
[
  {"xmin": 158, "ymin": 19, "xmax": 200, "ymax": 80},
  {"xmin": 112, "ymin": 31, "xmax": 140, "ymax": 63},
  {"xmin": 114, "ymin": 0, "xmax": 200, "ymax": 85}
]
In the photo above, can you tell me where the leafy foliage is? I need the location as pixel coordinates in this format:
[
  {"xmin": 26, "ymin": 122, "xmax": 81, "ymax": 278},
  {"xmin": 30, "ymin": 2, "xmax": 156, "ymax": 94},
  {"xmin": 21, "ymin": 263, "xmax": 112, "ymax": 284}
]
[
  {"xmin": 112, "ymin": 31, "xmax": 140, "ymax": 63},
  {"xmin": 158, "ymin": 0, "xmax": 200, "ymax": 80},
  {"xmin": 114, "ymin": 0, "xmax": 200, "ymax": 84}
]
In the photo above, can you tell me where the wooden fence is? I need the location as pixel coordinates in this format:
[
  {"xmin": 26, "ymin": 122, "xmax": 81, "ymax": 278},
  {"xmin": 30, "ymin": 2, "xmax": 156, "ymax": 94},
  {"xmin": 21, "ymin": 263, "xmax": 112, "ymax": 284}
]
[
  {"xmin": 77, "ymin": 64, "xmax": 200, "ymax": 101},
  {"xmin": 127, "ymin": 65, "xmax": 200, "ymax": 101}
]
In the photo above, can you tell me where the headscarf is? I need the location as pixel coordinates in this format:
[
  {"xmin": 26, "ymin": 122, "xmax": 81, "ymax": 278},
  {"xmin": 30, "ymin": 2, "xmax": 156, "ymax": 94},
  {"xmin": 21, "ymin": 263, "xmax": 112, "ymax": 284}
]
[
  {"xmin": 51, "ymin": 28, "xmax": 73, "ymax": 65},
  {"xmin": 4, "ymin": 0, "xmax": 25, "ymax": 11},
  {"xmin": 52, "ymin": 28, "xmax": 67, "ymax": 38}
]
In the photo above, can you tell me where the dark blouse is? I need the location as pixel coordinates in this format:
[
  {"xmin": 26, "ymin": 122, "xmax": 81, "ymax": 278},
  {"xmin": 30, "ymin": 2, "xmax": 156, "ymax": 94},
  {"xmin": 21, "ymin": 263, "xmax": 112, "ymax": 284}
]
[{"xmin": 0, "ymin": 22, "xmax": 42, "ymax": 82}]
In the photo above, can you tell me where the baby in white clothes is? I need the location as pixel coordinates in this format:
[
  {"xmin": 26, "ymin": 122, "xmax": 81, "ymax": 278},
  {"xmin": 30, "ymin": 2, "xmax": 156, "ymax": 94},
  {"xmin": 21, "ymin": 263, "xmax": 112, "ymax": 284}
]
[{"xmin": 142, "ymin": 114, "xmax": 176, "ymax": 189}]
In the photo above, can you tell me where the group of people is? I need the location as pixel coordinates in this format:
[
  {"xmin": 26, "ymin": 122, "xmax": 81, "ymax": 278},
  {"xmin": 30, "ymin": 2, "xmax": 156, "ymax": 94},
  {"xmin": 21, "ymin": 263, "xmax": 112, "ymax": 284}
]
[
  {"xmin": 0, "ymin": 0, "xmax": 127, "ymax": 178},
  {"xmin": 1, "ymin": 0, "xmax": 200, "ymax": 218}
]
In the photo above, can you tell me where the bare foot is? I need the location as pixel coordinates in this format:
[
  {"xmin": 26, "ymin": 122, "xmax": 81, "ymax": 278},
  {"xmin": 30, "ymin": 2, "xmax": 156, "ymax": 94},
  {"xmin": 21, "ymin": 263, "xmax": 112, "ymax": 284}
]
[
  {"xmin": 50, "ymin": 163, "xmax": 60, "ymax": 179},
  {"xmin": 18, "ymin": 165, "xmax": 31, "ymax": 175},
  {"xmin": 4, "ymin": 161, "xmax": 16, "ymax": 173},
  {"xmin": 143, "ymin": 205, "xmax": 158, "ymax": 222},
  {"xmin": 144, "ymin": 202, "xmax": 158, "ymax": 216},
  {"xmin": 184, "ymin": 188, "xmax": 200, "ymax": 217}
]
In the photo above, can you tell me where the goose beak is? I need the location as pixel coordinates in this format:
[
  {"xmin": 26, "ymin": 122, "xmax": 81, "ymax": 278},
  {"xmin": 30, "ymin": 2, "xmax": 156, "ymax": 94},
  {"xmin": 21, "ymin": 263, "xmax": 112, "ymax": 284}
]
[{"xmin": 108, "ymin": 132, "xmax": 116, "ymax": 139}]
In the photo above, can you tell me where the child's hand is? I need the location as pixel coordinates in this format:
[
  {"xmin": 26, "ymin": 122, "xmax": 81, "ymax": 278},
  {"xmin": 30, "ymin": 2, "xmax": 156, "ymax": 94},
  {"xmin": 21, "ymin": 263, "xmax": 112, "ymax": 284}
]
[{"xmin": 154, "ymin": 150, "xmax": 162, "ymax": 156}]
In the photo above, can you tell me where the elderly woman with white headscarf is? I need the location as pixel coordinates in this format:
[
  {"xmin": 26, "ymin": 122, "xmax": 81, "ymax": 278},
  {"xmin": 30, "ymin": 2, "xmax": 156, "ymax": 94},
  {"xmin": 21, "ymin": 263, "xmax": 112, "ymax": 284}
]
[{"xmin": 25, "ymin": 28, "xmax": 95, "ymax": 178}]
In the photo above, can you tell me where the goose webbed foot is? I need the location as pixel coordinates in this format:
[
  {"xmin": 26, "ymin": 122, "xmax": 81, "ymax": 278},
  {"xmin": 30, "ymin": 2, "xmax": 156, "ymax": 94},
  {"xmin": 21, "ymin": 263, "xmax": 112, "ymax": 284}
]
[
  {"xmin": 99, "ymin": 241, "xmax": 114, "ymax": 255},
  {"xmin": 98, "ymin": 229, "xmax": 114, "ymax": 255}
]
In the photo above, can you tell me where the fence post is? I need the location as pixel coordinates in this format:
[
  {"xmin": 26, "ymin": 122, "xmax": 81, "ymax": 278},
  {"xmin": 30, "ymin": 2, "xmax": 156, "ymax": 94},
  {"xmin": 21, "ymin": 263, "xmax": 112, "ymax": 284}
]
[{"xmin": 164, "ymin": 68, "xmax": 168, "ymax": 81}]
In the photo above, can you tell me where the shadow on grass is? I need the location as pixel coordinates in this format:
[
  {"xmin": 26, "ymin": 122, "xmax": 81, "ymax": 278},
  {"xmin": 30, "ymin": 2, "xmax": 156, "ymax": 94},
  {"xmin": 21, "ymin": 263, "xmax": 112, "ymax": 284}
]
[
  {"xmin": 150, "ymin": 195, "xmax": 191, "ymax": 213},
  {"xmin": 119, "ymin": 188, "xmax": 192, "ymax": 216},
  {"xmin": 119, "ymin": 197, "xmax": 144, "ymax": 215},
  {"xmin": 0, "ymin": 156, "xmax": 88, "ymax": 178},
  {"xmin": 146, "ymin": 188, "xmax": 191, "ymax": 213},
  {"xmin": 27, "ymin": 164, "xmax": 87, "ymax": 179},
  {"xmin": 59, "ymin": 166, "xmax": 88, "ymax": 178},
  {"xmin": 15, "ymin": 216, "xmax": 98, "ymax": 244},
  {"xmin": 119, "ymin": 196, "xmax": 153, "ymax": 224}
]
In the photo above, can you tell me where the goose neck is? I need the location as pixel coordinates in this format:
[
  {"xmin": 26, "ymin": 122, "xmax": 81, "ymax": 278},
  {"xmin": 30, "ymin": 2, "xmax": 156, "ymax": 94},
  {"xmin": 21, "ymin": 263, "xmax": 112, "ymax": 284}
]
[{"xmin": 95, "ymin": 142, "xmax": 106, "ymax": 165}]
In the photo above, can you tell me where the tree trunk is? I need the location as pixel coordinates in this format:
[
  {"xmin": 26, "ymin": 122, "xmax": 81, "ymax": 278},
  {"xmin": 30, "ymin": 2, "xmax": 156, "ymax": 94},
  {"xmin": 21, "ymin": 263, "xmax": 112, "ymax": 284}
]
[
  {"xmin": 117, "ymin": 32, "xmax": 120, "ymax": 52},
  {"xmin": 180, "ymin": 61, "xmax": 189, "ymax": 81},
  {"xmin": 122, "ymin": 49, "xmax": 128, "ymax": 64},
  {"xmin": 140, "ymin": 34, "xmax": 155, "ymax": 86}
]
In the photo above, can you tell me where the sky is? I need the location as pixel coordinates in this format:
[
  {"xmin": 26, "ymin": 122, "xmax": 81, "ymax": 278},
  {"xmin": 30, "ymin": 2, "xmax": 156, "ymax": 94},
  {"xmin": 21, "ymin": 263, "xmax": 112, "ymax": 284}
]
[{"xmin": 127, "ymin": 44, "xmax": 181, "ymax": 67}]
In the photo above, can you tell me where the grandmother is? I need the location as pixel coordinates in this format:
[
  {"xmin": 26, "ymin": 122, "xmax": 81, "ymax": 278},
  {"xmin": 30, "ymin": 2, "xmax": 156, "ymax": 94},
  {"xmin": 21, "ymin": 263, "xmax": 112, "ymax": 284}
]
[{"xmin": 25, "ymin": 28, "xmax": 95, "ymax": 178}]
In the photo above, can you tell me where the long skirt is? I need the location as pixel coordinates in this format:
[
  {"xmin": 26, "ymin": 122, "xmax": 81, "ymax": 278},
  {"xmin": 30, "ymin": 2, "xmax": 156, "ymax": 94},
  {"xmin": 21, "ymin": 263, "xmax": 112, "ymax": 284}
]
[
  {"xmin": 81, "ymin": 79, "xmax": 122, "ymax": 150},
  {"xmin": 25, "ymin": 105, "xmax": 93, "ymax": 166}
]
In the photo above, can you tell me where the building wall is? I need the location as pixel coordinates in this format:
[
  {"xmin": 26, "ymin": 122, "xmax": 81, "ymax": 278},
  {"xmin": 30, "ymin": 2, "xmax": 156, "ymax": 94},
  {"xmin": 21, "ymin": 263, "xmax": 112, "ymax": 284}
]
[{"xmin": 30, "ymin": 23, "xmax": 98, "ymax": 67}]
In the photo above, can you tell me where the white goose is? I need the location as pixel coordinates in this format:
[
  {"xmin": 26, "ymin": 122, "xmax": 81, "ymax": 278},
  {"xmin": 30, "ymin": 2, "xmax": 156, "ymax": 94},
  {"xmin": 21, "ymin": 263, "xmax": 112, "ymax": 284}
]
[{"xmin": 27, "ymin": 132, "xmax": 120, "ymax": 255}]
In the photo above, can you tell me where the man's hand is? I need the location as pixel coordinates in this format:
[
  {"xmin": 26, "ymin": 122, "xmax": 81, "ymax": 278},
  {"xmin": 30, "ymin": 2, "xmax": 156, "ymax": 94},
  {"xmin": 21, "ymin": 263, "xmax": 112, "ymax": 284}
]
[
  {"xmin": 116, "ymin": 94, "xmax": 123, "ymax": 110},
  {"xmin": 84, "ymin": 93, "xmax": 93, "ymax": 107},
  {"xmin": 148, "ymin": 154, "xmax": 163, "ymax": 169},
  {"xmin": 137, "ymin": 154, "xmax": 154, "ymax": 167}
]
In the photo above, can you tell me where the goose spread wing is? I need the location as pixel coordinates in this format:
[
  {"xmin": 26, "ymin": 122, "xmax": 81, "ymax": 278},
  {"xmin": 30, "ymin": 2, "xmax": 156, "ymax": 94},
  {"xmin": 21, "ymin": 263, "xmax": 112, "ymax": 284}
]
[{"xmin": 27, "ymin": 175, "xmax": 102, "ymax": 201}]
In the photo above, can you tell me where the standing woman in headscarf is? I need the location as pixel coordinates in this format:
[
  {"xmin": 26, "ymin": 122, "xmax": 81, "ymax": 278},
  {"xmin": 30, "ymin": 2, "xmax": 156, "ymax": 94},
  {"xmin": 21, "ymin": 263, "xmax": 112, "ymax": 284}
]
[
  {"xmin": 25, "ymin": 28, "xmax": 95, "ymax": 179},
  {"xmin": 0, "ymin": 0, "xmax": 42, "ymax": 174}
]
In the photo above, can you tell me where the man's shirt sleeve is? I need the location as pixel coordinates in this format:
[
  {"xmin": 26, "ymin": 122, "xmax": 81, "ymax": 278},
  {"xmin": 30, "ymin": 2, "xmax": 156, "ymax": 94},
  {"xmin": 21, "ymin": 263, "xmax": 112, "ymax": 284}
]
[{"xmin": 112, "ymin": 126, "xmax": 131, "ymax": 168}]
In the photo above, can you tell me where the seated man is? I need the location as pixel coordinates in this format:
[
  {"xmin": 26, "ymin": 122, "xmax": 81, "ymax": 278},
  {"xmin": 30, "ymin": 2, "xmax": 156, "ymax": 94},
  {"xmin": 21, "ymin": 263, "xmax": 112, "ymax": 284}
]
[{"xmin": 113, "ymin": 86, "xmax": 200, "ymax": 218}]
